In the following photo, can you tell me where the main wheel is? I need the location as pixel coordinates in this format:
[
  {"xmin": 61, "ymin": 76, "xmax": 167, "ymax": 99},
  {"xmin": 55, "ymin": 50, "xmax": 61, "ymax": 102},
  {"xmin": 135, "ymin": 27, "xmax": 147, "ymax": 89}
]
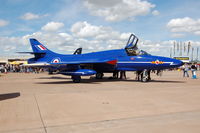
[
  {"xmin": 72, "ymin": 76, "xmax": 81, "ymax": 83},
  {"xmin": 48, "ymin": 69, "xmax": 53, "ymax": 75},
  {"xmin": 96, "ymin": 72, "xmax": 104, "ymax": 79}
]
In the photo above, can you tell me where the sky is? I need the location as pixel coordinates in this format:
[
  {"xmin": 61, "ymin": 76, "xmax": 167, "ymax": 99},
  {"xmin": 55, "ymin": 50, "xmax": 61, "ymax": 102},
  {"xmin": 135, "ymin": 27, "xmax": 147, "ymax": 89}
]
[{"xmin": 0, "ymin": 0, "xmax": 200, "ymax": 59}]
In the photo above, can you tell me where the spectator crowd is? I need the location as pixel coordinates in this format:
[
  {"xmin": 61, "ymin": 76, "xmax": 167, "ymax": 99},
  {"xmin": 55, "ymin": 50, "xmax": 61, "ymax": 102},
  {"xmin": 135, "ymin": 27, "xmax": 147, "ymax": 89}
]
[
  {"xmin": 181, "ymin": 63, "xmax": 199, "ymax": 79},
  {"xmin": 0, "ymin": 64, "xmax": 44, "ymax": 74}
]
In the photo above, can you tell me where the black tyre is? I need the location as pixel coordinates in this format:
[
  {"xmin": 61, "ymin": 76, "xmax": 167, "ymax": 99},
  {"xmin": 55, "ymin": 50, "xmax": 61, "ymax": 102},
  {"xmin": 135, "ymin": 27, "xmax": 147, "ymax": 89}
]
[
  {"xmin": 72, "ymin": 76, "xmax": 81, "ymax": 83},
  {"xmin": 96, "ymin": 72, "xmax": 104, "ymax": 79},
  {"xmin": 141, "ymin": 76, "xmax": 148, "ymax": 82}
]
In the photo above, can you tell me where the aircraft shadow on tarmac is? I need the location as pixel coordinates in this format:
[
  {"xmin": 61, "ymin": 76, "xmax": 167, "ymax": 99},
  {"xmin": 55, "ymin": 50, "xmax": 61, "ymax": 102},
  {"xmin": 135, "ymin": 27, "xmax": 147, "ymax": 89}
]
[
  {"xmin": 149, "ymin": 80, "xmax": 185, "ymax": 83},
  {"xmin": 36, "ymin": 77, "xmax": 185, "ymax": 84},
  {"xmin": 38, "ymin": 76, "xmax": 71, "ymax": 80},
  {"xmin": 0, "ymin": 92, "xmax": 20, "ymax": 101}
]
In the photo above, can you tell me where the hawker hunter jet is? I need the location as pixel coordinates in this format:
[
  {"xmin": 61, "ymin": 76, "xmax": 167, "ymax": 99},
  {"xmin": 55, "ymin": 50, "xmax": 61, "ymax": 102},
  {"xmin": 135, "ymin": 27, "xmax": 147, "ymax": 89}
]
[{"xmin": 23, "ymin": 34, "xmax": 183, "ymax": 83}]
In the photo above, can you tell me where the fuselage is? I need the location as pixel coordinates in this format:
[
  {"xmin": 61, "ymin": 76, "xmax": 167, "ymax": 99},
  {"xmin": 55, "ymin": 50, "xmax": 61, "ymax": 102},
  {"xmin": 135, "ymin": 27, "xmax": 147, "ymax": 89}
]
[
  {"xmin": 28, "ymin": 48, "xmax": 183, "ymax": 72},
  {"xmin": 26, "ymin": 37, "xmax": 184, "ymax": 82}
]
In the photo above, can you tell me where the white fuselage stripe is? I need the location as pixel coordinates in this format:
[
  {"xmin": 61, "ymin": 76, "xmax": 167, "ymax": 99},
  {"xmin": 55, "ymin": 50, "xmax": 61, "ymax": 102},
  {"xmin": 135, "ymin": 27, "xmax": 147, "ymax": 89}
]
[
  {"xmin": 117, "ymin": 62, "xmax": 174, "ymax": 65},
  {"xmin": 24, "ymin": 63, "xmax": 50, "ymax": 66}
]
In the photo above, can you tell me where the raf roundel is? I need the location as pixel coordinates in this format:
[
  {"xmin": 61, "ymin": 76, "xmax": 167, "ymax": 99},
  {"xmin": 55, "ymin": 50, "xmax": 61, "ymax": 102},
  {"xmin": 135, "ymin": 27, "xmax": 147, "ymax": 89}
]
[
  {"xmin": 151, "ymin": 60, "xmax": 164, "ymax": 65},
  {"xmin": 155, "ymin": 60, "xmax": 160, "ymax": 65},
  {"xmin": 52, "ymin": 58, "xmax": 60, "ymax": 63}
]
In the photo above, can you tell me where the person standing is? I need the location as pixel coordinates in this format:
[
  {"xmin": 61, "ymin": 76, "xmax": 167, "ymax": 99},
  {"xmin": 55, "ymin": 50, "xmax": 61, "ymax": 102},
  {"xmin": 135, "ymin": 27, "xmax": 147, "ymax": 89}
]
[
  {"xmin": 183, "ymin": 64, "xmax": 189, "ymax": 77},
  {"xmin": 113, "ymin": 70, "xmax": 119, "ymax": 79},
  {"xmin": 120, "ymin": 71, "xmax": 126, "ymax": 79},
  {"xmin": 191, "ymin": 63, "xmax": 197, "ymax": 79}
]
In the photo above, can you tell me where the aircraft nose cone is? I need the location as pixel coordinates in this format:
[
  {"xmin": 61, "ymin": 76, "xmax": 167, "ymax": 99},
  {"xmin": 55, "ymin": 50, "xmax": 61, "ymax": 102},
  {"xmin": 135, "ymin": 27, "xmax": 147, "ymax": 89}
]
[
  {"xmin": 172, "ymin": 59, "xmax": 184, "ymax": 67},
  {"xmin": 178, "ymin": 60, "xmax": 184, "ymax": 66}
]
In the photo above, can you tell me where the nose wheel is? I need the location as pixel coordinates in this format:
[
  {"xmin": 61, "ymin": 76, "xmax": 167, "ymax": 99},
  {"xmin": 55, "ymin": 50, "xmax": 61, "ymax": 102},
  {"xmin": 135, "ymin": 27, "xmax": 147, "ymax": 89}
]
[
  {"xmin": 141, "ymin": 69, "xmax": 148, "ymax": 82},
  {"xmin": 137, "ymin": 70, "xmax": 151, "ymax": 82}
]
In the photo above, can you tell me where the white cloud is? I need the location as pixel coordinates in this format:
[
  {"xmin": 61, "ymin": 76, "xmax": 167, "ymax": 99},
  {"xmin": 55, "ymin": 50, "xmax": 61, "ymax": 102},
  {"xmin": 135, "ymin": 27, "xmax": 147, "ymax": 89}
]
[
  {"xmin": 71, "ymin": 21, "xmax": 129, "ymax": 42},
  {"xmin": 1, "ymin": 21, "xmax": 200, "ymax": 57},
  {"xmin": 71, "ymin": 21, "xmax": 102, "ymax": 38},
  {"xmin": 152, "ymin": 10, "xmax": 160, "ymax": 16},
  {"xmin": 59, "ymin": 33, "xmax": 73, "ymax": 41},
  {"xmin": 20, "ymin": 12, "xmax": 49, "ymax": 20},
  {"xmin": 4, "ymin": 45, "xmax": 16, "ymax": 52},
  {"xmin": 120, "ymin": 32, "xmax": 132, "ymax": 40},
  {"xmin": 0, "ymin": 19, "xmax": 9, "ymax": 27},
  {"xmin": 139, "ymin": 40, "xmax": 174, "ymax": 56},
  {"xmin": 0, "ymin": 21, "xmax": 129, "ymax": 54},
  {"xmin": 41, "ymin": 22, "xmax": 64, "ymax": 32},
  {"xmin": 171, "ymin": 33, "xmax": 185, "ymax": 38},
  {"xmin": 0, "ymin": 36, "xmax": 22, "ymax": 53},
  {"xmin": 84, "ymin": 0, "xmax": 155, "ymax": 22},
  {"xmin": 167, "ymin": 17, "xmax": 200, "ymax": 37},
  {"xmin": 20, "ymin": 12, "xmax": 40, "ymax": 20}
]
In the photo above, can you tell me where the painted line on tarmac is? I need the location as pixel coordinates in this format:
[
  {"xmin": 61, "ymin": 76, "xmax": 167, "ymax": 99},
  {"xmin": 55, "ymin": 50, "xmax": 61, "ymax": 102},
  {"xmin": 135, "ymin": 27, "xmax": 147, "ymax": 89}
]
[{"xmin": 34, "ymin": 94, "xmax": 47, "ymax": 133}]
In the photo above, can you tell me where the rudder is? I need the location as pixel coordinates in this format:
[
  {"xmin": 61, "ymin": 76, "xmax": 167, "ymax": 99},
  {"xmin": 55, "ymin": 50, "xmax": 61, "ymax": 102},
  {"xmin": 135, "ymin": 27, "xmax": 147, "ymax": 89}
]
[
  {"xmin": 30, "ymin": 38, "xmax": 50, "ymax": 53},
  {"xmin": 29, "ymin": 38, "xmax": 56, "ymax": 59}
]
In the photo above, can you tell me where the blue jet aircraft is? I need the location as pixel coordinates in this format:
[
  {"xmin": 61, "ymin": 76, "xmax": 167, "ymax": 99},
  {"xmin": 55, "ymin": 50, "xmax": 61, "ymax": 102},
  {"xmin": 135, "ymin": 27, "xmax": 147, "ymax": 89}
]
[{"xmin": 23, "ymin": 34, "xmax": 183, "ymax": 83}]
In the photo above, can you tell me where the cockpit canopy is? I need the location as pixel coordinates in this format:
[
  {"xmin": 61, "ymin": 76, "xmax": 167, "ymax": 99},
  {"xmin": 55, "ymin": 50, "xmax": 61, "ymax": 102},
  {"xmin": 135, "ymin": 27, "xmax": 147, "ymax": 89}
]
[
  {"xmin": 125, "ymin": 34, "xmax": 150, "ymax": 56},
  {"xmin": 138, "ymin": 50, "xmax": 150, "ymax": 55}
]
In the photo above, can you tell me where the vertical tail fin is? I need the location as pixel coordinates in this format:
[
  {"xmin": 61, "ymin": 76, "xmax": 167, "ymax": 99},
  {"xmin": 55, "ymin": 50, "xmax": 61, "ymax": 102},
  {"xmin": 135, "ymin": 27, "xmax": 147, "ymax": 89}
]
[
  {"xmin": 30, "ymin": 38, "xmax": 53, "ymax": 54},
  {"xmin": 29, "ymin": 38, "xmax": 56, "ymax": 59}
]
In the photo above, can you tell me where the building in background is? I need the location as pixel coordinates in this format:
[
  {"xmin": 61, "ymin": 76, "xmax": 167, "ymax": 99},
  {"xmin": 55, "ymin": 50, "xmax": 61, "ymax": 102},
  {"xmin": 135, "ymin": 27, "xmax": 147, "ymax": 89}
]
[
  {"xmin": 171, "ymin": 41, "xmax": 199, "ymax": 63},
  {"xmin": 173, "ymin": 57, "xmax": 189, "ymax": 63}
]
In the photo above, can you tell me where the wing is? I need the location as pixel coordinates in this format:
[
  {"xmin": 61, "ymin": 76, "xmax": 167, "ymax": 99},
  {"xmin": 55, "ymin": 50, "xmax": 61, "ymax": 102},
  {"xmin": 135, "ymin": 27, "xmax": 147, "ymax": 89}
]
[
  {"xmin": 17, "ymin": 52, "xmax": 45, "ymax": 54},
  {"xmin": 50, "ymin": 58, "xmax": 117, "ymax": 65},
  {"xmin": 24, "ymin": 59, "xmax": 117, "ymax": 67}
]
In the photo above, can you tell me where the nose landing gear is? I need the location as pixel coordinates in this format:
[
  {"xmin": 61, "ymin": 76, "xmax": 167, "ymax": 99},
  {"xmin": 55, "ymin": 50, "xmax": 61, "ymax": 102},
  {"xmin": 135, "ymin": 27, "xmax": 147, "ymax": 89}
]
[{"xmin": 137, "ymin": 69, "xmax": 151, "ymax": 82}]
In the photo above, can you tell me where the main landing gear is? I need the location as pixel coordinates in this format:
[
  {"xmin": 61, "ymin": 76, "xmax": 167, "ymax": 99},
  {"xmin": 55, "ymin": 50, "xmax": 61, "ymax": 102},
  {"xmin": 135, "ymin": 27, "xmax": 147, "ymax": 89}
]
[
  {"xmin": 96, "ymin": 72, "xmax": 104, "ymax": 79},
  {"xmin": 71, "ymin": 72, "xmax": 104, "ymax": 83},
  {"xmin": 72, "ymin": 75, "xmax": 81, "ymax": 83}
]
